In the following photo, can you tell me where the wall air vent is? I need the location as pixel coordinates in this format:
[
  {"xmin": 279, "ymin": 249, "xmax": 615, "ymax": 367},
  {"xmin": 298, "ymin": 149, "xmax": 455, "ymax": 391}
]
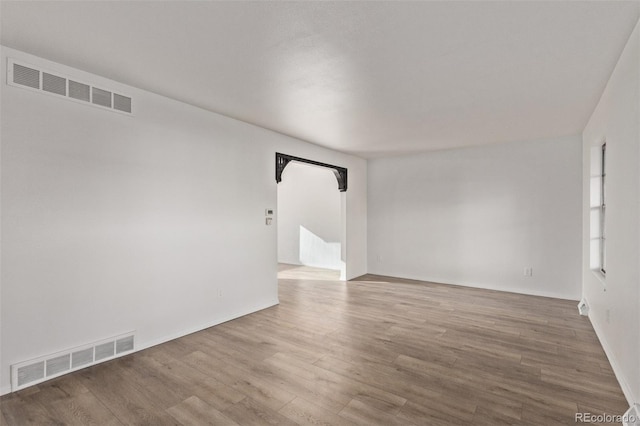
[
  {"xmin": 42, "ymin": 72, "xmax": 66, "ymax": 96},
  {"xmin": 71, "ymin": 348, "xmax": 94, "ymax": 369},
  {"xmin": 7, "ymin": 58, "xmax": 133, "ymax": 115},
  {"xmin": 92, "ymin": 87, "xmax": 112, "ymax": 108},
  {"xmin": 17, "ymin": 361, "xmax": 44, "ymax": 387},
  {"xmin": 113, "ymin": 93, "xmax": 132, "ymax": 113},
  {"xmin": 46, "ymin": 354, "xmax": 70, "ymax": 377},
  {"xmin": 116, "ymin": 335, "xmax": 134, "ymax": 353},
  {"xmin": 69, "ymin": 80, "xmax": 90, "ymax": 102},
  {"xmin": 10, "ymin": 331, "xmax": 135, "ymax": 392},
  {"xmin": 94, "ymin": 341, "xmax": 115, "ymax": 361},
  {"xmin": 13, "ymin": 63, "xmax": 40, "ymax": 89}
]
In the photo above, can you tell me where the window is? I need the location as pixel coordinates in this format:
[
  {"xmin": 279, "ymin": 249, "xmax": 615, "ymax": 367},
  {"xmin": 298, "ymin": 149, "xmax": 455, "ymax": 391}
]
[{"xmin": 589, "ymin": 142, "xmax": 606, "ymax": 276}]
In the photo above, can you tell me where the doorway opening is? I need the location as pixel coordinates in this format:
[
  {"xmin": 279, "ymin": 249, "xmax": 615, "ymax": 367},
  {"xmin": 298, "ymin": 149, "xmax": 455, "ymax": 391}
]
[{"xmin": 275, "ymin": 154, "xmax": 347, "ymax": 281}]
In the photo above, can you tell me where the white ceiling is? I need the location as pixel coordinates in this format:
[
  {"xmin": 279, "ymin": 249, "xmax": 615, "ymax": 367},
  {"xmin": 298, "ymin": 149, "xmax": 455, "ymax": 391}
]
[{"xmin": 2, "ymin": 1, "xmax": 639, "ymax": 158}]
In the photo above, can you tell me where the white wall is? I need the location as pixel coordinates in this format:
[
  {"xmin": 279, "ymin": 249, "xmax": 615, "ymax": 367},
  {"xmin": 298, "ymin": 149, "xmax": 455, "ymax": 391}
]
[
  {"xmin": 0, "ymin": 46, "xmax": 367, "ymax": 394},
  {"xmin": 277, "ymin": 162, "xmax": 343, "ymax": 271},
  {"xmin": 582, "ymin": 18, "xmax": 640, "ymax": 406},
  {"xmin": 368, "ymin": 135, "xmax": 582, "ymax": 300}
]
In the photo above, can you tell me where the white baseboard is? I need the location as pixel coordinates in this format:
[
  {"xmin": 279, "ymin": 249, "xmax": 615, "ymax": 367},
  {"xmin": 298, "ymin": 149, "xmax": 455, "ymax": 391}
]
[
  {"xmin": 137, "ymin": 298, "xmax": 280, "ymax": 352},
  {"xmin": 588, "ymin": 308, "xmax": 637, "ymax": 407},
  {"xmin": 363, "ymin": 270, "xmax": 579, "ymax": 301},
  {"xmin": 0, "ymin": 298, "xmax": 279, "ymax": 397}
]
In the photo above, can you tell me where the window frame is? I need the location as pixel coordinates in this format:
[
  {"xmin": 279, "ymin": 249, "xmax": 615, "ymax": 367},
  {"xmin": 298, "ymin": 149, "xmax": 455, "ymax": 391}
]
[{"xmin": 599, "ymin": 143, "xmax": 606, "ymax": 275}]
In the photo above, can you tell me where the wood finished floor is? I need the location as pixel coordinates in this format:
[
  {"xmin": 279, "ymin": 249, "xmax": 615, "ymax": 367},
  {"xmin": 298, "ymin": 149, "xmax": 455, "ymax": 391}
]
[{"xmin": 1, "ymin": 264, "xmax": 628, "ymax": 425}]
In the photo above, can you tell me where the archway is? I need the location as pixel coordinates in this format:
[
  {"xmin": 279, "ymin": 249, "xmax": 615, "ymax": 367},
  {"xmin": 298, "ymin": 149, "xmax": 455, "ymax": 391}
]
[{"xmin": 275, "ymin": 153, "xmax": 347, "ymax": 280}]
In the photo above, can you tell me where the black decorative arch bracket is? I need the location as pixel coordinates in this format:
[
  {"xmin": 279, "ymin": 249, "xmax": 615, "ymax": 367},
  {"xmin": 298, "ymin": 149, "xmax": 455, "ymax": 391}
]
[{"xmin": 275, "ymin": 153, "xmax": 348, "ymax": 192}]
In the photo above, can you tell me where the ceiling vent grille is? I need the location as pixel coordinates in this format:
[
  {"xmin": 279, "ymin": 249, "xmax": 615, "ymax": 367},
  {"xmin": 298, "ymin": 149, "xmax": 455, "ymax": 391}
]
[
  {"xmin": 10, "ymin": 331, "xmax": 135, "ymax": 392},
  {"xmin": 7, "ymin": 58, "xmax": 133, "ymax": 116}
]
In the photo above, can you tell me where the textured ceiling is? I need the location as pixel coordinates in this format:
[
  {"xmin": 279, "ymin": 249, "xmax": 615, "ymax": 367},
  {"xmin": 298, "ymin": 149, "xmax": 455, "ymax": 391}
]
[{"xmin": 2, "ymin": 1, "xmax": 639, "ymax": 158}]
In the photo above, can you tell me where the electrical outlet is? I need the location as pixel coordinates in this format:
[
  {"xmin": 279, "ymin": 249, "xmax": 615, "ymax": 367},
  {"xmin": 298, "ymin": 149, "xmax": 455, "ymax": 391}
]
[{"xmin": 523, "ymin": 267, "xmax": 533, "ymax": 277}]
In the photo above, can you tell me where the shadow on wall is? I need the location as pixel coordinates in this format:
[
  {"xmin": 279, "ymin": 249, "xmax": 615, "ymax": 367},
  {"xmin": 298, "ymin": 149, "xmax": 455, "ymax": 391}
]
[{"xmin": 299, "ymin": 225, "xmax": 344, "ymax": 271}]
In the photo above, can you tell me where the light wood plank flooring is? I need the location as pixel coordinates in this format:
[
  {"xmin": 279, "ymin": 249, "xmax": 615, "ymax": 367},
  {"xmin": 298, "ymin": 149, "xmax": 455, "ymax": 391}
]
[{"xmin": 1, "ymin": 264, "xmax": 628, "ymax": 425}]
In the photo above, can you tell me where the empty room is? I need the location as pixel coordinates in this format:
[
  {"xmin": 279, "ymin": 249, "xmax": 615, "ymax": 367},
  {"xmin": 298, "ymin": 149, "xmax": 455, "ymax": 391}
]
[{"xmin": 1, "ymin": 1, "xmax": 639, "ymax": 425}]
